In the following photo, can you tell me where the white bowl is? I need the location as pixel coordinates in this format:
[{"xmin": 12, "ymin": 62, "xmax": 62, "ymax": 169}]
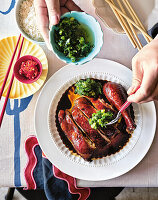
[{"xmin": 15, "ymin": 0, "xmax": 45, "ymax": 44}]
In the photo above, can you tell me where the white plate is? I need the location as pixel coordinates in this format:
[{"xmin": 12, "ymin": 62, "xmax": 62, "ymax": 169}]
[{"xmin": 35, "ymin": 58, "xmax": 156, "ymax": 181}]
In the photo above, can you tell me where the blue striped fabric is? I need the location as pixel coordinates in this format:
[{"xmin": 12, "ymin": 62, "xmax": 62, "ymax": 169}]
[
  {"xmin": 6, "ymin": 96, "xmax": 33, "ymax": 186},
  {"xmin": 0, "ymin": 0, "xmax": 15, "ymax": 15}
]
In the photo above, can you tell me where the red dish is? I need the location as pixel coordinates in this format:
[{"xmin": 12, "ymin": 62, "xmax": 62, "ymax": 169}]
[{"xmin": 14, "ymin": 55, "xmax": 42, "ymax": 84}]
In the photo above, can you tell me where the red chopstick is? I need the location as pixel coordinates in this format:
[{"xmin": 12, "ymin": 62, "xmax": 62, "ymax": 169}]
[
  {"xmin": 0, "ymin": 34, "xmax": 21, "ymax": 100},
  {"xmin": 0, "ymin": 36, "xmax": 25, "ymax": 128}
]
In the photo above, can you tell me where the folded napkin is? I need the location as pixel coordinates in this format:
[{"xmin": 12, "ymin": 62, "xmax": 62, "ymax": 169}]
[{"xmin": 24, "ymin": 136, "xmax": 123, "ymax": 200}]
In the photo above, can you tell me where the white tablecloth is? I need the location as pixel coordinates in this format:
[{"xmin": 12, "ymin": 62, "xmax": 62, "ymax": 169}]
[{"xmin": 0, "ymin": 0, "xmax": 157, "ymax": 187}]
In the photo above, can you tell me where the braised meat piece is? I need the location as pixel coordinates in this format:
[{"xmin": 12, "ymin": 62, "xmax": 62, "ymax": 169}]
[
  {"xmin": 110, "ymin": 131, "xmax": 130, "ymax": 153},
  {"xmin": 103, "ymin": 82, "xmax": 136, "ymax": 133},
  {"xmin": 74, "ymin": 97, "xmax": 119, "ymax": 138},
  {"xmin": 58, "ymin": 110, "xmax": 95, "ymax": 161},
  {"xmin": 72, "ymin": 106, "xmax": 110, "ymax": 146},
  {"xmin": 89, "ymin": 98, "xmax": 115, "ymax": 114},
  {"xmin": 74, "ymin": 97, "xmax": 96, "ymax": 118}
]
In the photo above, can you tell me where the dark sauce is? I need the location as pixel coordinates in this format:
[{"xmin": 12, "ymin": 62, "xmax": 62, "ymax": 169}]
[{"xmin": 56, "ymin": 86, "xmax": 76, "ymax": 152}]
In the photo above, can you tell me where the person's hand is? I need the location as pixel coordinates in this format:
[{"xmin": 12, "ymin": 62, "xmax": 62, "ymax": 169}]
[
  {"xmin": 34, "ymin": 0, "xmax": 82, "ymax": 49},
  {"xmin": 127, "ymin": 38, "xmax": 158, "ymax": 103}
]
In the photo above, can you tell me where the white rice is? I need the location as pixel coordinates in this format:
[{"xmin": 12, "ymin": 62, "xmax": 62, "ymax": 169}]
[{"xmin": 19, "ymin": 0, "xmax": 44, "ymax": 42}]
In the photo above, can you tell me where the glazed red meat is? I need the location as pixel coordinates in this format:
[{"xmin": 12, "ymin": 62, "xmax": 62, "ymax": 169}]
[
  {"xmin": 89, "ymin": 98, "xmax": 116, "ymax": 115},
  {"xmin": 58, "ymin": 110, "xmax": 95, "ymax": 160},
  {"xmin": 103, "ymin": 82, "xmax": 136, "ymax": 133},
  {"xmin": 74, "ymin": 97, "xmax": 119, "ymax": 138},
  {"xmin": 74, "ymin": 97, "xmax": 96, "ymax": 118},
  {"xmin": 72, "ymin": 106, "xmax": 110, "ymax": 147},
  {"xmin": 110, "ymin": 131, "xmax": 130, "ymax": 152}
]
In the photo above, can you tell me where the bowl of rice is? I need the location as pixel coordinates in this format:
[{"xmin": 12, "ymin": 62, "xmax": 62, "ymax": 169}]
[{"xmin": 15, "ymin": 0, "xmax": 44, "ymax": 44}]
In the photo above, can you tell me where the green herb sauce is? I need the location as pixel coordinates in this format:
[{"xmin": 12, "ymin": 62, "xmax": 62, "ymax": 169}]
[
  {"xmin": 89, "ymin": 110, "xmax": 113, "ymax": 130},
  {"xmin": 54, "ymin": 17, "xmax": 94, "ymax": 62},
  {"xmin": 75, "ymin": 78, "xmax": 102, "ymax": 98}
]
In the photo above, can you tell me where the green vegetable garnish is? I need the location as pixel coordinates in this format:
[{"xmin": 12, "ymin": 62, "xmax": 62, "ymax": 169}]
[
  {"xmin": 54, "ymin": 17, "xmax": 93, "ymax": 62},
  {"xmin": 89, "ymin": 110, "xmax": 113, "ymax": 129},
  {"xmin": 75, "ymin": 78, "xmax": 102, "ymax": 98}
]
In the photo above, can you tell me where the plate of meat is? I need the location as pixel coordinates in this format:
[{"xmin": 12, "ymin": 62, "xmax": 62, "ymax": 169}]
[{"xmin": 35, "ymin": 58, "xmax": 156, "ymax": 181}]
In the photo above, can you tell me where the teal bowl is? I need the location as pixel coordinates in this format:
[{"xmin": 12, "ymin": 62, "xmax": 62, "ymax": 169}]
[{"xmin": 49, "ymin": 11, "xmax": 103, "ymax": 65}]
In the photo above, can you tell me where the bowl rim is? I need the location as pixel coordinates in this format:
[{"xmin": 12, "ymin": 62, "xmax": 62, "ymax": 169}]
[
  {"xmin": 14, "ymin": 55, "xmax": 43, "ymax": 84},
  {"xmin": 49, "ymin": 11, "xmax": 103, "ymax": 65},
  {"xmin": 15, "ymin": 0, "xmax": 45, "ymax": 45}
]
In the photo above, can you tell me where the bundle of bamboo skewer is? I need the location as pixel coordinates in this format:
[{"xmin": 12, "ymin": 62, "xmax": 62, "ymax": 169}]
[{"xmin": 104, "ymin": 0, "xmax": 153, "ymax": 50}]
